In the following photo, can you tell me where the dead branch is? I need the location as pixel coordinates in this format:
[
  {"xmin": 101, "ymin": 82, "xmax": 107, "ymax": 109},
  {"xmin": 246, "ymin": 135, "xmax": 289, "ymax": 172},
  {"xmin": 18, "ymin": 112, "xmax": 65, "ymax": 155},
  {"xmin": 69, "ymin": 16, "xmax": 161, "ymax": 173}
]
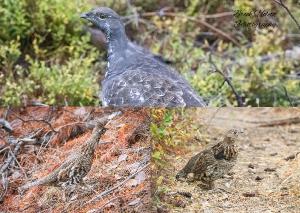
[
  {"xmin": 258, "ymin": 117, "xmax": 300, "ymax": 127},
  {"xmin": 12, "ymin": 113, "xmax": 58, "ymax": 133},
  {"xmin": 140, "ymin": 11, "xmax": 240, "ymax": 46},
  {"xmin": 208, "ymin": 53, "xmax": 244, "ymax": 107},
  {"xmin": 0, "ymin": 171, "xmax": 8, "ymax": 202},
  {"xmin": 0, "ymin": 137, "xmax": 24, "ymax": 201},
  {"xmin": 86, "ymin": 163, "xmax": 150, "ymax": 205},
  {"xmin": 273, "ymin": 0, "xmax": 300, "ymax": 31},
  {"xmin": 0, "ymin": 139, "xmax": 24, "ymax": 174}
]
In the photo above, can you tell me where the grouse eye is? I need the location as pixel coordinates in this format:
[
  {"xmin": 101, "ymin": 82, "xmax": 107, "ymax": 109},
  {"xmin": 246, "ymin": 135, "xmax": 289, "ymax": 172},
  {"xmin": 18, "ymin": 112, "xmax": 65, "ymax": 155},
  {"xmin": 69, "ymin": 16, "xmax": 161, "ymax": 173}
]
[{"xmin": 98, "ymin": 13, "xmax": 107, "ymax": 19}]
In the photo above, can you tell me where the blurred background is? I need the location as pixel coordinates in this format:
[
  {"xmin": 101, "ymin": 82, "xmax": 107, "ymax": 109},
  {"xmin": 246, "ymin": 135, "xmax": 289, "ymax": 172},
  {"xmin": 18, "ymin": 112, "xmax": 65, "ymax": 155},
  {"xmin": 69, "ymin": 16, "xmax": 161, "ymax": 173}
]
[{"xmin": 0, "ymin": 0, "xmax": 299, "ymax": 106}]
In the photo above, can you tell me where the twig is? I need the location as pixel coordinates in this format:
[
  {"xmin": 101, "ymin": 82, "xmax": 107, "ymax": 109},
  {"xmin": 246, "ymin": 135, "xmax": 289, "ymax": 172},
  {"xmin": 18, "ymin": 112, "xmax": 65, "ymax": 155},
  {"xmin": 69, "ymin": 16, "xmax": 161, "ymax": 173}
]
[
  {"xmin": 8, "ymin": 148, "xmax": 28, "ymax": 179},
  {"xmin": 208, "ymin": 53, "xmax": 244, "ymax": 106},
  {"xmin": 282, "ymin": 86, "xmax": 294, "ymax": 107},
  {"xmin": 86, "ymin": 163, "xmax": 149, "ymax": 205},
  {"xmin": 0, "ymin": 139, "xmax": 24, "ymax": 173},
  {"xmin": 13, "ymin": 113, "xmax": 58, "ymax": 133},
  {"xmin": 0, "ymin": 137, "xmax": 27, "ymax": 201},
  {"xmin": 273, "ymin": 0, "xmax": 300, "ymax": 31},
  {"xmin": 3, "ymin": 106, "xmax": 10, "ymax": 120},
  {"xmin": 140, "ymin": 11, "xmax": 240, "ymax": 46},
  {"xmin": 0, "ymin": 171, "xmax": 8, "ymax": 201},
  {"xmin": 89, "ymin": 197, "xmax": 121, "ymax": 212}
]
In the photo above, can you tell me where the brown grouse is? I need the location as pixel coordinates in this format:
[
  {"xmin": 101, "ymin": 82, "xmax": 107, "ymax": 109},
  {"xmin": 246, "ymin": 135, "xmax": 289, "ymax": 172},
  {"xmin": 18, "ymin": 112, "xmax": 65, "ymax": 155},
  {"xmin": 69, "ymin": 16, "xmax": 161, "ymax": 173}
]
[
  {"xmin": 176, "ymin": 129, "xmax": 243, "ymax": 189},
  {"xmin": 18, "ymin": 119, "xmax": 108, "ymax": 193},
  {"xmin": 80, "ymin": 7, "xmax": 206, "ymax": 107}
]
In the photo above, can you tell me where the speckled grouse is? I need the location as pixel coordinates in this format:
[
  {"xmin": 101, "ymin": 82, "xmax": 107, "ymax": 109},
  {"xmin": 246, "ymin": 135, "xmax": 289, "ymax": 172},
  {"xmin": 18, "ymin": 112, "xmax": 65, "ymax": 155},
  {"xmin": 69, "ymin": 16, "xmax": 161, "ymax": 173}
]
[
  {"xmin": 18, "ymin": 120, "xmax": 107, "ymax": 193},
  {"xmin": 176, "ymin": 129, "xmax": 243, "ymax": 189},
  {"xmin": 80, "ymin": 7, "xmax": 206, "ymax": 107}
]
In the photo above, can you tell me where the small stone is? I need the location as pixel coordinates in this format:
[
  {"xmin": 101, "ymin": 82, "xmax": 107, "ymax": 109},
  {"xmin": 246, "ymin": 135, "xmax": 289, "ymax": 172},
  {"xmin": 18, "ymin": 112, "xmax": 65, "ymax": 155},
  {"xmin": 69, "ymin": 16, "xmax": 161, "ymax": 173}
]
[
  {"xmin": 242, "ymin": 192, "xmax": 257, "ymax": 197},
  {"xmin": 126, "ymin": 162, "xmax": 140, "ymax": 173},
  {"xmin": 248, "ymin": 163, "xmax": 255, "ymax": 169},
  {"xmin": 126, "ymin": 179, "xmax": 138, "ymax": 187},
  {"xmin": 118, "ymin": 154, "xmax": 128, "ymax": 162},
  {"xmin": 135, "ymin": 171, "xmax": 146, "ymax": 184},
  {"xmin": 284, "ymin": 153, "xmax": 299, "ymax": 161},
  {"xmin": 270, "ymin": 152, "xmax": 278, "ymax": 156},
  {"xmin": 255, "ymin": 176, "xmax": 263, "ymax": 181},
  {"xmin": 128, "ymin": 198, "xmax": 141, "ymax": 206},
  {"xmin": 264, "ymin": 168, "xmax": 276, "ymax": 172}
]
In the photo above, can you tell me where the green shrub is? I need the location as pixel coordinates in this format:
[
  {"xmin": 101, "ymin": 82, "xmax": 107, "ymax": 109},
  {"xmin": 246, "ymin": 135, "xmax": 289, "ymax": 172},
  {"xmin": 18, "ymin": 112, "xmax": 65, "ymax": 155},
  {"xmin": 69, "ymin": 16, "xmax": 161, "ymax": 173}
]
[
  {"xmin": 0, "ymin": 0, "xmax": 100, "ymax": 106},
  {"xmin": 0, "ymin": 0, "xmax": 299, "ymax": 106}
]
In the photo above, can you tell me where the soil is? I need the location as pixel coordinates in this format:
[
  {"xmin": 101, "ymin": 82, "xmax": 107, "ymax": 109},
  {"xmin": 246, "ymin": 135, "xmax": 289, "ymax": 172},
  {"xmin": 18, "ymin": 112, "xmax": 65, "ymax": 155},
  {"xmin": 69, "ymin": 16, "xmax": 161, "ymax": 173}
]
[{"xmin": 155, "ymin": 108, "xmax": 300, "ymax": 213}]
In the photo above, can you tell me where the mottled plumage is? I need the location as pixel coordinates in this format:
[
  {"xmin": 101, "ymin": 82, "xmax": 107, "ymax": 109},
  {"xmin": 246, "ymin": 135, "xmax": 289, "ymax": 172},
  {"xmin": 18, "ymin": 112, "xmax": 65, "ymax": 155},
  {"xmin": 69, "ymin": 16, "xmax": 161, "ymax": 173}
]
[
  {"xmin": 18, "ymin": 121, "xmax": 107, "ymax": 193},
  {"xmin": 81, "ymin": 7, "xmax": 206, "ymax": 107},
  {"xmin": 176, "ymin": 129, "xmax": 243, "ymax": 189}
]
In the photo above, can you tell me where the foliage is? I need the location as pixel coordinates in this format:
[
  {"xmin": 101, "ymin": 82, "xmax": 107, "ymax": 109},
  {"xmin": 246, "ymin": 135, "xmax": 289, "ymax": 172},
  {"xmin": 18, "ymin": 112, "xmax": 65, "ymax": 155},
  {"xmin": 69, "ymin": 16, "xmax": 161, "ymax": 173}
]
[
  {"xmin": 0, "ymin": 0, "xmax": 100, "ymax": 105},
  {"xmin": 0, "ymin": 0, "xmax": 299, "ymax": 106},
  {"xmin": 150, "ymin": 109, "xmax": 200, "ymax": 167}
]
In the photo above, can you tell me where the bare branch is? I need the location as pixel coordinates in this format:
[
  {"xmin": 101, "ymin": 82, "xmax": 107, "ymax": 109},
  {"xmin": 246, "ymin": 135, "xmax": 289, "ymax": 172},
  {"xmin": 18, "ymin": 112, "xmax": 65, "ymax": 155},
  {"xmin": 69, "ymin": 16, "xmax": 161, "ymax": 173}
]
[
  {"xmin": 208, "ymin": 53, "xmax": 245, "ymax": 107},
  {"xmin": 12, "ymin": 112, "xmax": 58, "ymax": 133},
  {"xmin": 273, "ymin": 0, "xmax": 300, "ymax": 31},
  {"xmin": 140, "ymin": 11, "xmax": 240, "ymax": 46}
]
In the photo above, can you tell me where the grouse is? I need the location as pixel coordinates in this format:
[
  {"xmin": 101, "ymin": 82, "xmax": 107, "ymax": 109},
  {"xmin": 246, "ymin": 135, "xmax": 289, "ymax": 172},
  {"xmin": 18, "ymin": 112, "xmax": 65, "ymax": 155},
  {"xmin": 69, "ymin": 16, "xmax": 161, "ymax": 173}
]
[
  {"xmin": 176, "ymin": 129, "xmax": 243, "ymax": 190},
  {"xmin": 18, "ymin": 118, "xmax": 108, "ymax": 193},
  {"xmin": 80, "ymin": 7, "xmax": 206, "ymax": 107}
]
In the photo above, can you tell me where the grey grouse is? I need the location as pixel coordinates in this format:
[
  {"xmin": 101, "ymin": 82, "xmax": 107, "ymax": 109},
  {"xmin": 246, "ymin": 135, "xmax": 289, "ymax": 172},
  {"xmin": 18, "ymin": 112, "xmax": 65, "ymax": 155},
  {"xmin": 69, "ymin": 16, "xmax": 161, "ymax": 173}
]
[
  {"xmin": 176, "ymin": 129, "xmax": 243, "ymax": 189},
  {"xmin": 80, "ymin": 7, "xmax": 206, "ymax": 107}
]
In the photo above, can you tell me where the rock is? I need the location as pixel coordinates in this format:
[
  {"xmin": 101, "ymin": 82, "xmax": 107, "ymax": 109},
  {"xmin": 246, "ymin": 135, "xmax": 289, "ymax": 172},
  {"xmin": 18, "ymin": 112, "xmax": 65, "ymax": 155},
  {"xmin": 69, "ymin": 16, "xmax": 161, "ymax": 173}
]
[
  {"xmin": 248, "ymin": 163, "xmax": 255, "ymax": 169},
  {"xmin": 242, "ymin": 192, "xmax": 257, "ymax": 197},
  {"xmin": 126, "ymin": 179, "xmax": 138, "ymax": 187},
  {"xmin": 128, "ymin": 198, "xmax": 141, "ymax": 206},
  {"xmin": 255, "ymin": 176, "xmax": 263, "ymax": 181},
  {"xmin": 284, "ymin": 152, "xmax": 299, "ymax": 161},
  {"xmin": 135, "ymin": 171, "xmax": 146, "ymax": 184},
  {"xmin": 126, "ymin": 162, "xmax": 140, "ymax": 174},
  {"xmin": 118, "ymin": 154, "xmax": 128, "ymax": 163}
]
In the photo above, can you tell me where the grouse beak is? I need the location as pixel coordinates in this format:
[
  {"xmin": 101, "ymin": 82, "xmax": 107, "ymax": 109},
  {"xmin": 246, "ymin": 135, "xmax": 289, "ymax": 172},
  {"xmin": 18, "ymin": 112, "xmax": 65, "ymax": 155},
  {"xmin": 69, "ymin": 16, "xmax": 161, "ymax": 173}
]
[{"xmin": 80, "ymin": 12, "xmax": 90, "ymax": 20}]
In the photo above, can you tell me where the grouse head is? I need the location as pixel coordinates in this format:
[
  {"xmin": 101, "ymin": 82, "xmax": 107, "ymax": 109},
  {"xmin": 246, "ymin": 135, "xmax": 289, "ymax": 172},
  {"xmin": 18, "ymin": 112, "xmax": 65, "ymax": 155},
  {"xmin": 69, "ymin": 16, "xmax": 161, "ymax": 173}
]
[
  {"xmin": 224, "ymin": 128, "xmax": 243, "ymax": 144},
  {"xmin": 213, "ymin": 128, "xmax": 243, "ymax": 160},
  {"xmin": 80, "ymin": 7, "xmax": 124, "ymax": 40}
]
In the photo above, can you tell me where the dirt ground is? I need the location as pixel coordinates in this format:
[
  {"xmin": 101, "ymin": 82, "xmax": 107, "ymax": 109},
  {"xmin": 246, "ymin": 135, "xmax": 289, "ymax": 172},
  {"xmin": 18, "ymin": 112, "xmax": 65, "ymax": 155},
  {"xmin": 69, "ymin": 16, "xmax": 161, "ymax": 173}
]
[
  {"xmin": 0, "ymin": 107, "xmax": 151, "ymax": 212},
  {"xmin": 155, "ymin": 108, "xmax": 300, "ymax": 213}
]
